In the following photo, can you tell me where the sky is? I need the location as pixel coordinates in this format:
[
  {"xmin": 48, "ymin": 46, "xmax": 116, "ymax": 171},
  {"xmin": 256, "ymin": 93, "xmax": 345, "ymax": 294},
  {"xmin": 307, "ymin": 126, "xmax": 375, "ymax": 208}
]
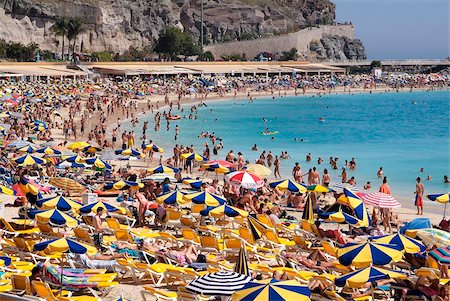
[{"xmin": 332, "ymin": 0, "xmax": 450, "ymax": 59}]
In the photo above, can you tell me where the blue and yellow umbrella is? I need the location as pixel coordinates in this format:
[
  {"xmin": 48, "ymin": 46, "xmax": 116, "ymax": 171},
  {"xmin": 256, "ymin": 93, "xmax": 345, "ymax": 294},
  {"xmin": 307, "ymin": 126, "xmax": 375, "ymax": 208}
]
[
  {"xmin": 79, "ymin": 201, "xmax": 126, "ymax": 214},
  {"xmin": 428, "ymin": 193, "xmax": 449, "ymax": 217},
  {"xmin": 36, "ymin": 146, "xmax": 62, "ymax": 155},
  {"xmin": 337, "ymin": 242, "xmax": 404, "ymax": 267},
  {"xmin": 61, "ymin": 154, "xmax": 85, "ymax": 163},
  {"xmin": 181, "ymin": 152, "xmax": 207, "ymax": 162},
  {"xmin": 0, "ymin": 185, "xmax": 14, "ymax": 195},
  {"xmin": 235, "ymin": 246, "xmax": 250, "ymax": 276},
  {"xmin": 143, "ymin": 143, "xmax": 164, "ymax": 153},
  {"xmin": 81, "ymin": 145, "xmax": 102, "ymax": 154},
  {"xmin": 33, "ymin": 237, "xmax": 97, "ymax": 256},
  {"xmin": 231, "ymin": 279, "xmax": 311, "ymax": 301},
  {"xmin": 335, "ymin": 266, "xmax": 408, "ymax": 288},
  {"xmin": 370, "ymin": 233, "xmax": 426, "ymax": 254},
  {"xmin": 202, "ymin": 204, "xmax": 249, "ymax": 218},
  {"xmin": 115, "ymin": 148, "xmax": 145, "ymax": 158},
  {"xmin": 201, "ymin": 163, "xmax": 231, "ymax": 174},
  {"xmin": 342, "ymin": 188, "xmax": 371, "ymax": 227},
  {"xmin": 103, "ymin": 180, "xmax": 143, "ymax": 191},
  {"xmin": 183, "ymin": 191, "xmax": 227, "ymax": 206},
  {"xmin": 156, "ymin": 190, "xmax": 186, "ymax": 205},
  {"xmin": 183, "ymin": 178, "xmax": 204, "ymax": 190},
  {"xmin": 12, "ymin": 154, "xmax": 44, "ymax": 166},
  {"xmin": 84, "ymin": 157, "xmax": 112, "ymax": 170},
  {"xmin": 17, "ymin": 145, "xmax": 37, "ymax": 153},
  {"xmin": 36, "ymin": 196, "xmax": 82, "ymax": 212},
  {"xmin": 323, "ymin": 210, "xmax": 364, "ymax": 226},
  {"xmin": 269, "ymin": 179, "xmax": 307, "ymax": 193},
  {"xmin": 147, "ymin": 165, "xmax": 179, "ymax": 174},
  {"xmin": 29, "ymin": 209, "xmax": 79, "ymax": 228},
  {"xmin": 67, "ymin": 141, "xmax": 90, "ymax": 151},
  {"xmin": 306, "ymin": 184, "xmax": 332, "ymax": 193},
  {"xmin": 302, "ymin": 194, "xmax": 314, "ymax": 222}
]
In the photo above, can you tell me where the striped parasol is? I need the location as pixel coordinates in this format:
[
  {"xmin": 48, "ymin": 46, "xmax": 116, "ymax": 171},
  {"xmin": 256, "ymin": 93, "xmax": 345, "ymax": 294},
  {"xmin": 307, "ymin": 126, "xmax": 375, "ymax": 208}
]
[
  {"xmin": 416, "ymin": 228, "xmax": 450, "ymax": 248},
  {"xmin": 186, "ymin": 271, "xmax": 252, "ymax": 296},
  {"xmin": 302, "ymin": 193, "xmax": 314, "ymax": 222},
  {"xmin": 48, "ymin": 177, "xmax": 86, "ymax": 194},
  {"xmin": 247, "ymin": 216, "xmax": 268, "ymax": 241},
  {"xmin": 429, "ymin": 245, "xmax": 450, "ymax": 264},
  {"xmin": 226, "ymin": 171, "xmax": 264, "ymax": 189},
  {"xmin": 234, "ymin": 246, "xmax": 250, "ymax": 276},
  {"xmin": 359, "ymin": 192, "xmax": 401, "ymax": 208}
]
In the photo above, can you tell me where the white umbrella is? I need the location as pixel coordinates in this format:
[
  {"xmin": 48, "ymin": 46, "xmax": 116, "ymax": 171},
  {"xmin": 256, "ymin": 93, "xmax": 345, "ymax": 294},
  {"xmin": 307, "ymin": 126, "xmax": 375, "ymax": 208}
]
[{"xmin": 359, "ymin": 192, "xmax": 401, "ymax": 208}]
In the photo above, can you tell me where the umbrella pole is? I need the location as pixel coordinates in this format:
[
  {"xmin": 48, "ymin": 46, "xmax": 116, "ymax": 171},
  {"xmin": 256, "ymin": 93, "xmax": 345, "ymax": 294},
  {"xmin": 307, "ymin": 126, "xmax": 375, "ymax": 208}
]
[{"xmin": 444, "ymin": 202, "xmax": 447, "ymax": 219}]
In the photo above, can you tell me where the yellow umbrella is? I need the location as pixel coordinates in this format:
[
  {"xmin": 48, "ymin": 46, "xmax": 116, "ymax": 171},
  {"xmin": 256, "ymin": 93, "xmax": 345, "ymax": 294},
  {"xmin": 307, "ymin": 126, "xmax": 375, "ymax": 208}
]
[
  {"xmin": 67, "ymin": 141, "xmax": 90, "ymax": 151},
  {"xmin": 33, "ymin": 209, "xmax": 79, "ymax": 228},
  {"xmin": 245, "ymin": 164, "xmax": 271, "ymax": 177},
  {"xmin": 0, "ymin": 185, "xmax": 14, "ymax": 195}
]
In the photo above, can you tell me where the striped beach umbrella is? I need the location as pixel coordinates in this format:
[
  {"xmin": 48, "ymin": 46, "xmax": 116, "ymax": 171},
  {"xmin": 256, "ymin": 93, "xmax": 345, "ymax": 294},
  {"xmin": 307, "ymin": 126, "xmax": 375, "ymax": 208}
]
[
  {"xmin": 36, "ymin": 146, "xmax": 62, "ymax": 155},
  {"xmin": 359, "ymin": 192, "xmax": 401, "ymax": 208},
  {"xmin": 235, "ymin": 246, "xmax": 250, "ymax": 276},
  {"xmin": 84, "ymin": 157, "xmax": 112, "ymax": 170},
  {"xmin": 103, "ymin": 180, "xmax": 143, "ymax": 191},
  {"xmin": 186, "ymin": 271, "xmax": 252, "ymax": 296},
  {"xmin": 201, "ymin": 162, "xmax": 231, "ymax": 174},
  {"xmin": 428, "ymin": 193, "xmax": 449, "ymax": 217},
  {"xmin": 12, "ymin": 154, "xmax": 44, "ymax": 166},
  {"xmin": 181, "ymin": 152, "xmax": 207, "ymax": 162},
  {"xmin": 226, "ymin": 171, "xmax": 264, "ymax": 189},
  {"xmin": 37, "ymin": 196, "xmax": 82, "ymax": 212},
  {"xmin": 370, "ymin": 233, "xmax": 426, "ymax": 254},
  {"xmin": 48, "ymin": 177, "xmax": 86, "ymax": 194},
  {"xmin": 147, "ymin": 165, "xmax": 179, "ymax": 174},
  {"xmin": 335, "ymin": 266, "xmax": 408, "ymax": 288},
  {"xmin": 79, "ymin": 201, "xmax": 126, "ymax": 214},
  {"xmin": 17, "ymin": 145, "xmax": 37, "ymax": 153},
  {"xmin": 30, "ymin": 209, "xmax": 79, "ymax": 228},
  {"xmin": 81, "ymin": 145, "xmax": 102, "ymax": 154},
  {"xmin": 269, "ymin": 179, "xmax": 307, "ymax": 193},
  {"xmin": 321, "ymin": 210, "xmax": 364, "ymax": 226},
  {"xmin": 115, "ymin": 148, "xmax": 145, "ymax": 158},
  {"xmin": 143, "ymin": 143, "xmax": 164, "ymax": 153},
  {"xmin": 302, "ymin": 194, "xmax": 314, "ymax": 222},
  {"xmin": 183, "ymin": 191, "xmax": 227, "ymax": 207},
  {"xmin": 203, "ymin": 204, "xmax": 249, "ymax": 218},
  {"xmin": 429, "ymin": 245, "xmax": 450, "ymax": 264},
  {"xmin": 61, "ymin": 154, "xmax": 85, "ymax": 163},
  {"xmin": 332, "ymin": 183, "xmax": 358, "ymax": 193},
  {"xmin": 337, "ymin": 242, "xmax": 404, "ymax": 267},
  {"xmin": 245, "ymin": 164, "xmax": 271, "ymax": 178},
  {"xmin": 306, "ymin": 184, "xmax": 332, "ymax": 193},
  {"xmin": 67, "ymin": 141, "xmax": 90, "ymax": 151},
  {"xmin": 33, "ymin": 237, "xmax": 97, "ymax": 256},
  {"xmin": 416, "ymin": 228, "xmax": 450, "ymax": 248},
  {"xmin": 183, "ymin": 178, "xmax": 204, "ymax": 190},
  {"xmin": 156, "ymin": 190, "xmax": 186, "ymax": 205},
  {"xmin": 57, "ymin": 161, "xmax": 86, "ymax": 169},
  {"xmin": 247, "ymin": 216, "xmax": 268, "ymax": 241},
  {"xmin": 343, "ymin": 188, "xmax": 371, "ymax": 227},
  {"xmin": 231, "ymin": 279, "xmax": 311, "ymax": 301},
  {"xmin": 0, "ymin": 185, "xmax": 14, "ymax": 195}
]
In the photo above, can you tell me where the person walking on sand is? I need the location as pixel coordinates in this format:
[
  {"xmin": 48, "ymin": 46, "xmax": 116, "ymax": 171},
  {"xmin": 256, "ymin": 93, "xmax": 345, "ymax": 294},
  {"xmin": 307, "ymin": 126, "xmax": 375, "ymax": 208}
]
[{"xmin": 415, "ymin": 177, "xmax": 424, "ymax": 215}]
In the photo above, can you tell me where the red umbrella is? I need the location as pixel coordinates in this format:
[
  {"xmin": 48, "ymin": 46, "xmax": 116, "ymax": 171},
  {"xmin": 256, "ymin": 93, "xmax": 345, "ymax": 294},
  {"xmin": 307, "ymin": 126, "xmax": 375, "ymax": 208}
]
[
  {"xmin": 359, "ymin": 192, "xmax": 401, "ymax": 208},
  {"xmin": 225, "ymin": 171, "xmax": 263, "ymax": 189}
]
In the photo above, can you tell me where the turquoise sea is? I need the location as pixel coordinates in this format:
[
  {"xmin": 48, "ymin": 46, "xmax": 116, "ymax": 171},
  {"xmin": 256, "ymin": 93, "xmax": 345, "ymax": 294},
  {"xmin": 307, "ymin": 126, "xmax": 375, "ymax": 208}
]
[{"xmin": 126, "ymin": 91, "xmax": 449, "ymax": 211}]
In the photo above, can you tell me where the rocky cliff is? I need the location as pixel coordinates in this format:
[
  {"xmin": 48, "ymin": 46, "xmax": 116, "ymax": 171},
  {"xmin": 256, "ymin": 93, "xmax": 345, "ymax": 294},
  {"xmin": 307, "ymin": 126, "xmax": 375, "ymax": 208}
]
[{"xmin": 0, "ymin": 0, "xmax": 365, "ymax": 60}]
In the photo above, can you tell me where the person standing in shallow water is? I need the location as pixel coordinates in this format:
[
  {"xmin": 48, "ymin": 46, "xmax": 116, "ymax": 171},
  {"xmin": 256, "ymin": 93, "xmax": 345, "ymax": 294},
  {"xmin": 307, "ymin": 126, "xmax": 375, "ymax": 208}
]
[{"xmin": 415, "ymin": 177, "xmax": 424, "ymax": 215}]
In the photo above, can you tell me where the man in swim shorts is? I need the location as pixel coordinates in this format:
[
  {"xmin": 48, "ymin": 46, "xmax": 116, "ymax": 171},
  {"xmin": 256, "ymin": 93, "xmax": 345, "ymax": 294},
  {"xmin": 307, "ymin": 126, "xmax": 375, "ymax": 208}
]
[{"xmin": 415, "ymin": 177, "xmax": 424, "ymax": 215}]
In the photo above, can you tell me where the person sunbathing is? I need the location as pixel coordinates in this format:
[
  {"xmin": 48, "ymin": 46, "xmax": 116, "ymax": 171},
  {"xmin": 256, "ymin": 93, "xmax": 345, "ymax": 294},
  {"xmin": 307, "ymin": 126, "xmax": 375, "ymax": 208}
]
[
  {"xmin": 70, "ymin": 252, "xmax": 128, "ymax": 272},
  {"xmin": 281, "ymin": 249, "xmax": 334, "ymax": 271}
]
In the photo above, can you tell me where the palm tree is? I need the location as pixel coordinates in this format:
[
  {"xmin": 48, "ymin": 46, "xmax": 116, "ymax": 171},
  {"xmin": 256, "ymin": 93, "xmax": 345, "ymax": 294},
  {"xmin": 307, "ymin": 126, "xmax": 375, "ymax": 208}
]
[
  {"xmin": 67, "ymin": 18, "xmax": 84, "ymax": 57},
  {"xmin": 50, "ymin": 17, "xmax": 68, "ymax": 60}
]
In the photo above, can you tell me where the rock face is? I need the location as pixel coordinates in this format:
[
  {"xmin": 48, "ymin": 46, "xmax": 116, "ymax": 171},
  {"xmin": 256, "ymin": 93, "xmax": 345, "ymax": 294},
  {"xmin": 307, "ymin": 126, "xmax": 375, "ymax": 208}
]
[
  {"xmin": 0, "ymin": 0, "xmax": 364, "ymax": 60},
  {"xmin": 310, "ymin": 35, "xmax": 366, "ymax": 61}
]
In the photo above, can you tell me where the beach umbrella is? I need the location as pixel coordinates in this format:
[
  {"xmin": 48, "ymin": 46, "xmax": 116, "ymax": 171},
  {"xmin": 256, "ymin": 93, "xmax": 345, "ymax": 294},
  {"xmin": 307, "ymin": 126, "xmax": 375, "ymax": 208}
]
[
  {"xmin": 57, "ymin": 161, "xmax": 86, "ymax": 169},
  {"xmin": 337, "ymin": 242, "xmax": 404, "ymax": 267},
  {"xmin": 156, "ymin": 190, "xmax": 186, "ymax": 205},
  {"xmin": 269, "ymin": 179, "xmax": 307, "ymax": 193},
  {"xmin": 428, "ymin": 193, "xmax": 449, "ymax": 217},
  {"xmin": 302, "ymin": 194, "xmax": 314, "ymax": 222},
  {"xmin": 247, "ymin": 216, "xmax": 268, "ymax": 241},
  {"xmin": 37, "ymin": 196, "xmax": 82, "ymax": 212},
  {"xmin": 201, "ymin": 162, "xmax": 231, "ymax": 174},
  {"xmin": 205, "ymin": 160, "xmax": 234, "ymax": 169},
  {"xmin": 342, "ymin": 188, "xmax": 371, "ymax": 227},
  {"xmin": 415, "ymin": 228, "xmax": 450, "ymax": 248},
  {"xmin": 84, "ymin": 157, "xmax": 112, "ymax": 170},
  {"xmin": 226, "ymin": 171, "xmax": 264, "ymax": 189},
  {"xmin": 48, "ymin": 177, "xmax": 86, "ymax": 194},
  {"xmin": 103, "ymin": 180, "xmax": 143, "ymax": 191},
  {"xmin": 6, "ymin": 140, "xmax": 35, "ymax": 149},
  {"xmin": 33, "ymin": 237, "xmax": 97, "ymax": 256},
  {"xmin": 67, "ymin": 141, "xmax": 90, "ymax": 151},
  {"xmin": 147, "ymin": 165, "xmax": 179, "ymax": 174},
  {"xmin": 332, "ymin": 183, "xmax": 358, "ymax": 193},
  {"xmin": 81, "ymin": 145, "xmax": 102, "ymax": 154},
  {"xmin": 79, "ymin": 200, "xmax": 126, "ymax": 214},
  {"xmin": 12, "ymin": 154, "xmax": 44, "ymax": 166},
  {"xmin": 181, "ymin": 152, "xmax": 207, "ymax": 162},
  {"xmin": 306, "ymin": 184, "xmax": 332, "ymax": 193},
  {"xmin": 182, "ymin": 178, "xmax": 204, "ymax": 190},
  {"xmin": 36, "ymin": 146, "xmax": 62, "ymax": 155},
  {"xmin": 0, "ymin": 185, "xmax": 14, "ymax": 195},
  {"xmin": 359, "ymin": 192, "xmax": 401, "ymax": 208},
  {"xmin": 29, "ymin": 209, "xmax": 79, "ymax": 228},
  {"xmin": 320, "ymin": 210, "xmax": 364, "ymax": 226},
  {"xmin": 245, "ymin": 164, "xmax": 271, "ymax": 178},
  {"xmin": 399, "ymin": 218, "xmax": 432, "ymax": 235},
  {"xmin": 231, "ymin": 279, "xmax": 311, "ymax": 301},
  {"xmin": 14, "ymin": 177, "xmax": 41, "ymax": 206},
  {"xmin": 141, "ymin": 173, "xmax": 177, "ymax": 182},
  {"xmin": 235, "ymin": 246, "xmax": 250, "ymax": 276},
  {"xmin": 115, "ymin": 148, "xmax": 145, "ymax": 158},
  {"xmin": 429, "ymin": 245, "xmax": 450, "ymax": 264},
  {"xmin": 370, "ymin": 233, "xmax": 426, "ymax": 254},
  {"xmin": 17, "ymin": 145, "xmax": 37, "ymax": 153},
  {"xmin": 335, "ymin": 266, "xmax": 408, "ymax": 288},
  {"xmin": 143, "ymin": 143, "xmax": 164, "ymax": 153},
  {"xmin": 186, "ymin": 271, "xmax": 252, "ymax": 296},
  {"xmin": 183, "ymin": 191, "xmax": 226, "ymax": 206},
  {"xmin": 203, "ymin": 204, "xmax": 249, "ymax": 218},
  {"xmin": 61, "ymin": 154, "xmax": 85, "ymax": 163}
]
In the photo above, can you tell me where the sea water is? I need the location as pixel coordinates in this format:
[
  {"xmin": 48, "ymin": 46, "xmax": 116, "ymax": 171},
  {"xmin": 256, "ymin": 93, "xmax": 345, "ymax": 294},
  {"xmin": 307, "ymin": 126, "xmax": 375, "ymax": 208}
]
[{"xmin": 126, "ymin": 91, "xmax": 449, "ymax": 211}]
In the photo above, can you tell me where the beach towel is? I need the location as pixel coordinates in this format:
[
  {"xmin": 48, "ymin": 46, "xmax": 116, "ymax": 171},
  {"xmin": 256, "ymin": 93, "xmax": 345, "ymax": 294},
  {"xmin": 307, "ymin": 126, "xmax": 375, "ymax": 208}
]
[{"xmin": 42, "ymin": 262, "xmax": 101, "ymax": 289}]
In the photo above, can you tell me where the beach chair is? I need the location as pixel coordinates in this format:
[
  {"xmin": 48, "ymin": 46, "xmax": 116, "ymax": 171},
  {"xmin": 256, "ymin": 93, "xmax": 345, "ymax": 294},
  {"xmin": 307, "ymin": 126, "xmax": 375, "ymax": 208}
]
[
  {"xmin": 177, "ymin": 286, "xmax": 214, "ymax": 301},
  {"xmin": 37, "ymin": 222, "xmax": 65, "ymax": 239},
  {"xmin": 180, "ymin": 228, "xmax": 201, "ymax": 246},
  {"xmin": 260, "ymin": 229, "xmax": 295, "ymax": 251},
  {"xmin": 141, "ymin": 286, "xmax": 178, "ymax": 301},
  {"xmin": 0, "ymin": 217, "xmax": 39, "ymax": 237},
  {"xmin": 199, "ymin": 235, "xmax": 223, "ymax": 254},
  {"xmin": 223, "ymin": 238, "xmax": 243, "ymax": 257},
  {"xmin": 301, "ymin": 220, "xmax": 322, "ymax": 238},
  {"xmin": 155, "ymin": 231, "xmax": 184, "ymax": 248},
  {"xmin": 114, "ymin": 229, "xmax": 135, "ymax": 244},
  {"xmin": 257, "ymin": 214, "xmax": 275, "ymax": 228},
  {"xmin": 162, "ymin": 209, "xmax": 182, "ymax": 231},
  {"xmin": 73, "ymin": 227, "xmax": 94, "ymax": 244},
  {"xmin": 10, "ymin": 273, "xmax": 32, "ymax": 296},
  {"xmin": 32, "ymin": 280, "xmax": 100, "ymax": 301},
  {"xmin": 11, "ymin": 237, "xmax": 60, "ymax": 263},
  {"xmin": 164, "ymin": 266, "xmax": 205, "ymax": 286},
  {"xmin": 180, "ymin": 215, "xmax": 198, "ymax": 228},
  {"xmin": 292, "ymin": 233, "xmax": 313, "ymax": 250},
  {"xmin": 106, "ymin": 217, "xmax": 129, "ymax": 230},
  {"xmin": 322, "ymin": 239, "xmax": 338, "ymax": 257},
  {"xmin": 191, "ymin": 203, "xmax": 205, "ymax": 216}
]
